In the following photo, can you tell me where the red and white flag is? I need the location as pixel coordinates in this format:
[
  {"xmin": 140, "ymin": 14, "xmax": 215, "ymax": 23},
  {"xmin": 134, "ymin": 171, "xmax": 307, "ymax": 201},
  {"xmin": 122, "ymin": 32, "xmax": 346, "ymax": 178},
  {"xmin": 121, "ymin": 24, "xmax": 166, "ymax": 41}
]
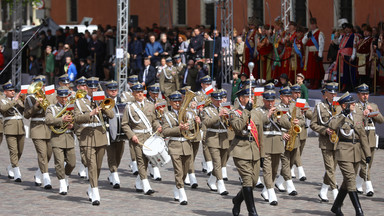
[
  {"xmin": 333, "ymin": 97, "xmax": 340, "ymax": 106},
  {"xmin": 205, "ymin": 85, "xmax": 214, "ymax": 95},
  {"xmin": 296, "ymin": 98, "xmax": 306, "ymax": 108},
  {"xmin": 220, "ymin": 102, "xmax": 231, "ymax": 109},
  {"xmin": 254, "ymin": 87, "xmax": 264, "ymax": 96},
  {"xmin": 280, "ymin": 107, "xmax": 290, "ymax": 114},
  {"xmin": 197, "ymin": 101, "xmax": 205, "ymax": 110},
  {"xmin": 66, "ymin": 103, "xmax": 75, "ymax": 111},
  {"xmin": 45, "ymin": 85, "xmax": 55, "ymax": 95},
  {"xmin": 92, "ymin": 91, "xmax": 105, "ymax": 101},
  {"xmin": 143, "ymin": 90, "xmax": 147, "ymax": 97},
  {"xmin": 21, "ymin": 85, "xmax": 29, "ymax": 94},
  {"xmin": 155, "ymin": 101, "xmax": 167, "ymax": 110}
]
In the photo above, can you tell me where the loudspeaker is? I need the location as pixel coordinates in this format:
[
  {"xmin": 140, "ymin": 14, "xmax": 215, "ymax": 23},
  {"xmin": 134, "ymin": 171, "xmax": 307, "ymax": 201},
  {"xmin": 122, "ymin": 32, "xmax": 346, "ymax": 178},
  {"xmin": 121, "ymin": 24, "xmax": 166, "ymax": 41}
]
[
  {"xmin": 204, "ymin": 40, "xmax": 214, "ymax": 59},
  {"xmin": 130, "ymin": 15, "xmax": 138, "ymax": 28}
]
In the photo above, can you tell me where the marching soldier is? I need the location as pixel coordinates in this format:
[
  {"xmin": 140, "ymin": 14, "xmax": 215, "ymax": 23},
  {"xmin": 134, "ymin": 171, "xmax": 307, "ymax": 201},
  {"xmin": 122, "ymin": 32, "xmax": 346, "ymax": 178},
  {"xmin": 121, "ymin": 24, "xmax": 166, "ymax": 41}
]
[
  {"xmin": 329, "ymin": 92, "xmax": 371, "ymax": 216},
  {"xmin": 290, "ymin": 84, "xmax": 311, "ymax": 180},
  {"xmin": 0, "ymin": 81, "xmax": 25, "ymax": 182},
  {"xmin": 45, "ymin": 86, "xmax": 76, "ymax": 195},
  {"xmin": 220, "ymin": 89, "xmax": 232, "ymax": 181},
  {"xmin": 121, "ymin": 82, "xmax": 162, "ymax": 195},
  {"xmin": 195, "ymin": 75, "xmax": 214, "ymax": 174},
  {"xmin": 202, "ymin": 90, "xmax": 230, "ymax": 195},
  {"xmin": 256, "ymin": 90, "xmax": 287, "ymax": 205},
  {"xmin": 310, "ymin": 82, "xmax": 341, "ymax": 202},
  {"xmin": 163, "ymin": 91, "xmax": 197, "ymax": 205},
  {"xmin": 233, "ymin": 79, "xmax": 258, "ymax": 110},
  {"xmin": 105, "ymin": 81, "xmax": 125, "ymax": 189},
  {"xmin": 74, "ymin": 77, "xmax": 114, "ymax": 205},
  {"xmin": 74, "ymin": 76, "xmax": 88, "ymax": 178},
  {"xmin": 159, "ymin": 57, "xmax": 180, "ymax": 98},
  {"xmin": 229, "ymin": 86, "xmax": 263, "ymax": 216},
  {"xmin": 354, "ymin": 84, "xmax": 384, "ymax": 196},
  {"xmin": 24, "ymin": 76, "xmax": 53, "ymax": 189}
]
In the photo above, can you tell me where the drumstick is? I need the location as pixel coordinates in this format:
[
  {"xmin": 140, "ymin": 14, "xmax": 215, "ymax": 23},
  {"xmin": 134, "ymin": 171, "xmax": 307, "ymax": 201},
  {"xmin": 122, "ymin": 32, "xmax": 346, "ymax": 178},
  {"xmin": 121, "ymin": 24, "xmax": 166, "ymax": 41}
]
[
  {"xmin": 148, "ymin": 130, "xmax": 158, "ymax": 140},
  {"xmin": 138, "ymin": 141, "xmax": 152, "ymax": 151}
]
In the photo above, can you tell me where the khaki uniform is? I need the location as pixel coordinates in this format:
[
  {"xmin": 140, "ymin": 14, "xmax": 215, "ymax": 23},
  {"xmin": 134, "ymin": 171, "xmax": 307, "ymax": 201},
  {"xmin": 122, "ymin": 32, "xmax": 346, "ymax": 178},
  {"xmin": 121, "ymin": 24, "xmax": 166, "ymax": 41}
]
[
  {"xmin": 74, "ymin": 96, "xmax": 114, "ymax": 187},
  {"xmin": 46, "ymin": 92, "xmax": 58, "ymax": 105},
  {"xmin": 300, "ymin": 105, "xmax": 313, "ymax": 155},
  {"xmin": 45, "ymin": 104, "xmax": 76, "ymax": 180},
  {"xmin": 0, "ymin": 97, "xmax": 25, "ymax": 167},
  {"xmin": 175, "ymin": 62, "xmax": 186, "ymax": 86},
  {"xmin": 24, "ymin": 95, "xmax": 52, "ymax": 173},
  {"xmin": 329, "ymin": 112, "xmax": 371, "ymax": 191},
  {"xmin": 185, "ymin": 108, "xmax": 202, "ymax": 174},
  {"xmin": 0, "ymin": 94, "xmax": 4, "ymax": 146},
  {"xmin": 277, "ymin": 102, "xmax": 304, "ymax": 181},
  {"xmin": 255, "ymin": 106, "xmax": 285, "ymax": 189},
  {"xmin": 310, "ymin": 101, "xmax": 342, "ymax": 190},
  {"xmin": 355, "ymin": 102, "xmax": 384, "ymax": 180},
  {"xmin": 195, "ymin": 91, "xmax": 212, "ymax": 163},
  {"xmin": 121, "ymin": 100, "xmax": 160, "ymax": 180},
  {"xmin": 121, "ymin": 91, "xmax": 136, "ymax": 163},
  {"xmin": 201, "ymin": 104, "xmax": 230, "ymax": 180},
  {"xmin": 229, "ymin": 108, "xmax": 265, "ymax": 187},
  {"xmin": 159, "ymin": 66, "xmax": 180, "ymax": 98},
  {"xmin": 163, "ymin": 110, "xmax": 193, "ymax": 188}
]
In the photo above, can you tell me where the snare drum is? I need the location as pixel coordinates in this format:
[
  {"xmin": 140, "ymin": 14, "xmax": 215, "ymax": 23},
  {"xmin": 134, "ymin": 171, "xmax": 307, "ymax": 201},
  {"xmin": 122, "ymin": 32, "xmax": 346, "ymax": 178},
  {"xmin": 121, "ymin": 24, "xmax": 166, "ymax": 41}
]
[{"xmin": 143, "ymin": 136, "xmax": 171, "ymax": 167}]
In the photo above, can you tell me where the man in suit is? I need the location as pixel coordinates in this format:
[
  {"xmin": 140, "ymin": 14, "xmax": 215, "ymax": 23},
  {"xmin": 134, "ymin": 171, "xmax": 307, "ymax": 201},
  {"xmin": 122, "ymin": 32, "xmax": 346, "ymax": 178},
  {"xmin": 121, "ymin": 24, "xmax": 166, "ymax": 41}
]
[
  {"xmin": 329, "ymin": 92, "xmax": 371, "ymax": 216},
  {"xmin": 121, "ymin": 82, "xmax": 162, "ymax": 195},
  {"xmin": 24, "ymin": 77, "xmax": 53, "ymax": 189},
  {"xmin": 139, "ymin": 58, "xmax": 156, "ymax": 88},
  {"xmin": 163, "ymin": 91, "xmax": 196, "ymax": 205},
  {"xmin": 159, "ymin": 57, "xmax": 179, "ymax": 98},
  {"xmin": 0, "ymin": 81, "xmax": 25, "ymax": 182},
  {"xmin": 74, "ymin": 77, "xmax": 114, "ymax": 205},
  {"xmin": 174, "ymin": 54, "xmax": 186, "ymax": 87},
  {"xmin": 195, "ymin": 62, "xmax": 206, "ymax": 91},
  {"xmin": 354, "ymin": 84, "xmax": 384, "ymax": 196},
  {"xmin": 183, "ymin": 59, "xmax": 198, "ymax": 91},
  {"xmin": 229, "ymin": 86, "xmax": 263, "ymax": 216},
  {"xmin": 45, "ymin": 86, "xmax": 76, "ymax": 195},
  {"xmin": 310, "ymin": 82, "xmax": 341, "ymax": 202}
]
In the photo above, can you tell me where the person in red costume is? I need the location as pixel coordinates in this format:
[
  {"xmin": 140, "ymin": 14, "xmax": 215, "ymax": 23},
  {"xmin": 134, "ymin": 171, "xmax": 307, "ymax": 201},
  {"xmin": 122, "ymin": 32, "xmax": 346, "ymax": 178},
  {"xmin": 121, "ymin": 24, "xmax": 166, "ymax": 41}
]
[
  {"xmin": 242, "ymin": 16, "xmax": 260, "ymax": 78},
  {"xmin": 257, "ymin": 24, "xmax": 273, "ymax": 80}
]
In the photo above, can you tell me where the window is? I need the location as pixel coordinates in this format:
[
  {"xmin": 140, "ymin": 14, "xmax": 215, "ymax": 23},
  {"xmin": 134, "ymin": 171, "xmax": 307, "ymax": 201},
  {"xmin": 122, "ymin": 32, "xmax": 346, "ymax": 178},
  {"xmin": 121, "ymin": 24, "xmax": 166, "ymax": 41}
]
[
  {"xmin": 339, "ymin": 0, "xmax": 352, "ymax": 23},
  {"xmin": 253, "ymin": 0, "xmax": 264, "ymax": 24},
  {"xmin": 205, "ymin": 3, "xmax": 215, "ymax": 26},
  {"xmin": 68, "ymin": 0, "xmax": 78, "ymax": 23},
  {"xmin": 295, "ymin": 0, "xmax": 307, "ymax": 27},
  {"xmin": 176, "ymin": 0, "xmax": 186, "ymax": 25}
]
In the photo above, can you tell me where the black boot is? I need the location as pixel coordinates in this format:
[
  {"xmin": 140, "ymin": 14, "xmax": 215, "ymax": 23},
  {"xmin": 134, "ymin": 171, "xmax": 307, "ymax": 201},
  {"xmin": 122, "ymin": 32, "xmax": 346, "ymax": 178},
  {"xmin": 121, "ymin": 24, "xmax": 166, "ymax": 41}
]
[
  {"xmin": 242, "ymin": 187, "xmax": 258, "ymax": 216},
  {"xmin": 349, "ymin": 191, "xmax": 364, "ymax": 216},
  {"xmin": 331, "ymin": 188, "xmax": 347, "ymax": 216},
  {"xmin": 232, "ymin": 189, "xmax": 243, "ymax": 216}
]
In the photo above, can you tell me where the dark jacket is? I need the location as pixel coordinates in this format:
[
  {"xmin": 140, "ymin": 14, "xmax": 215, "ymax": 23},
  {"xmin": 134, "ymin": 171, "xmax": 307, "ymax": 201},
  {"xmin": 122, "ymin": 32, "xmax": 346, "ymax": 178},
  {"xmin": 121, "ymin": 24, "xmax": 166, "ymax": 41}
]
[
  {"xmin": 29, "ymin": 59, "xmax": 40, "ymax": 76},
  {"xmin": 139, "ymin": 65, "xmax": 157, "ymax": 87},
  {"xmin": 188, "ymin": 34, "xmax": 204, "ymax": 59}
]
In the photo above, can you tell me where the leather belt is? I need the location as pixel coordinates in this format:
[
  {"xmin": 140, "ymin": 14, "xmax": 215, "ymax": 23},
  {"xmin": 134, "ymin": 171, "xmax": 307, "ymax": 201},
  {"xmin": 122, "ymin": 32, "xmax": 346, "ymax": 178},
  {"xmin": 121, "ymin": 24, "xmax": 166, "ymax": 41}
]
[
  {"xmin": 31, "ymin": 117, "xmax": 45, "ymax": 121},
  {"xmin": 207, "ymin": 128, "xmax": 228, "ymax": 133},
  {"xmin": 132, "ymin": 129, "xmax": 151, "ymax": 134},
  {"xmin": 365, "ymin": 126, "xmax": 375, "ymax": 130},
  {"xmin": 339, "ymin": 138, "xmax": 360, "ymax": 143},
  {"xmin": 169, "ymin": 137, "xmax": 188, "ymax": 142},
  {"xmin": 263, "ymin": 131, "xmax": 282, "ymax": 136},
  {"xmin": 235, "ymin": 135, "xmax": 254, "ymax": 142},
  {"xmin": 81, "ymin": 123, "xmax": 102, "ymax": 128},
  {"xmin": 4, "ymin": 116, "xmax": 23, "ymax": 120}
]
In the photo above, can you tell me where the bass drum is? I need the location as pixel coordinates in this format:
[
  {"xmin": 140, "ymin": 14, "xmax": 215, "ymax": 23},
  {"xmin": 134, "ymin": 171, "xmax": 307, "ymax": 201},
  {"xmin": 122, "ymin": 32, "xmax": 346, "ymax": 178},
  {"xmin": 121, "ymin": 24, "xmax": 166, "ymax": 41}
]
[
  {"xmin": 114, "ymin": 103, "xmax": 128, "ymax": 141},
  {"xmin": 143, "ymin": 136, "xmax": 171, "ymax": 167}
]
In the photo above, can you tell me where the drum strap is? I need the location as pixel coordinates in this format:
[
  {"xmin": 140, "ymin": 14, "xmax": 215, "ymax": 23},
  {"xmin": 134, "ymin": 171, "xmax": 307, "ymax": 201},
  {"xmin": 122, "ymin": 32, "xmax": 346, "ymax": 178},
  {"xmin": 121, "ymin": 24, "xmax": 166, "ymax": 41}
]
[
  {"xmin": 131, "ymin": 103, "xmax": 153, "ymax": 135},
  {"xmin": 164, "ymin": 112, "xmax": 173, "ymax": 128}
]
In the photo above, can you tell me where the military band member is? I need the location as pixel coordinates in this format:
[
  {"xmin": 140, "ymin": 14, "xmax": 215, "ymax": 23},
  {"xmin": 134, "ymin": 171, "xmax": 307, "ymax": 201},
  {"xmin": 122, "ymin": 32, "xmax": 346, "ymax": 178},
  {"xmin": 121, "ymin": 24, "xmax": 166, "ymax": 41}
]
[
  {"xmin": 233, "ymin": 79, "xmax": 257, "ymax": 110},
  {"xmin": 220, "ymin": 89, "xmax": 232, "ymax": 181},
  {"xmin": 1, "ymin": 81, "xmax": 25, "ymax": 182},
  {"xmin": 163, "ymin": 91, "xmax": 197, "ymax": 205},
  {"xmin": 229, "ymin": 86, "xmax": 263, "ymax": 216},
  {"xmin": 329, "ymin": 92, "xmax": 371, "ymax": 216},
  {"xmin": 105, "ymin": 81, "xmax": 125, "ymax": 189},
  {"xmin": 121, "ymin": 82, "xmax": 162, "ymax": 195},
  {"xmin": 24, "ymin": 77, "xmax": 53, "ymax": 189},
  {"xmin": 290, "ymin": 84, "xmax": 311, "ymax": 180},
  {"xmin": 159, "ymin": 57, "xmax": 180, "ymax": 98},
  {"xmin": 310, "ymin": 82, "xmax": 341, "ymax": 202},
  {"xmin": 354, "ymin": 84, "xmax": 384, "ymax": 196},
  {"xmin": 180, "ymin": 86, "xmax": 200, "ymax": 188},
  {"xmin": 45, "ymin": 87, "xmax": 76, "ymax": 195},
  {"xmin": 74, "ymin": 77, "xmax": 114, "ymax": 205},
  {"xmin": 195, "ymin": 75, "xmax": 214, "ymax": 174},
  {"xmin": 257, "ymin": 90, "xmax": 285, "ymax": 205},
  {"xmin": 75, "ymin": 76, "xmax": 88, "ymax": 178},
  {"xmin": 202, "ymin": 90, "xmax": 230, "ymax": 195}
]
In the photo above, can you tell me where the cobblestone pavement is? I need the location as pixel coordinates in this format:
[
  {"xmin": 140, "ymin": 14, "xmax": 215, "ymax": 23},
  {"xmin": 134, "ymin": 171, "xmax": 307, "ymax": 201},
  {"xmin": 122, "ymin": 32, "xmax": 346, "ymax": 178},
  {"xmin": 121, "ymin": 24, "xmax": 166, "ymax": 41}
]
[{"xmin": 0, "ymin": 136, "xmax": 383, "ymax": 216}]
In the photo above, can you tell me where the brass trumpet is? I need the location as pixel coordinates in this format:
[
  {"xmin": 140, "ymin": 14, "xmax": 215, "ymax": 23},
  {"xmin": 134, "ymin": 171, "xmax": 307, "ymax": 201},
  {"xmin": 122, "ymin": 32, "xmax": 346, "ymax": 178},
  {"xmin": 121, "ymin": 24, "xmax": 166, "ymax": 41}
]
[
  {"xmin": 98, "ymin": 98, "xmax": 115, "ymax": 132},
  {"xmin": 179, "ymin": 90, "xmax": 199, "ymax": 140},
  {"xmin": 274, "ymin": 110, "xmax": 283, "ymax": 119}
]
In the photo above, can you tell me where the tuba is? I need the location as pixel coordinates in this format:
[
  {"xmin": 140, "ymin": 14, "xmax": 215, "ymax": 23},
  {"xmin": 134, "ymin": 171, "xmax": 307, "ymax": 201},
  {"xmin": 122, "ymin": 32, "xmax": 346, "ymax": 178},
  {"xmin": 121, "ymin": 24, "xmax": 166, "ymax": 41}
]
[
  {"xmin": 179, "ymin": 90, "xmax": 200, "ymax": 140},
  {"xmin": 50, "ymin": 89, "xmax": 87, "ymax": 134},
  {"xmin": 98, "ymin": 98, "xmax": 115, "ymax": 132},
  {"xmin": 28, "ymin": 81, "xmax": 50, "ymax": 110},
  {"xmin": 286, "ymin": 106, "xmax": 302, "ymax": 151}
]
